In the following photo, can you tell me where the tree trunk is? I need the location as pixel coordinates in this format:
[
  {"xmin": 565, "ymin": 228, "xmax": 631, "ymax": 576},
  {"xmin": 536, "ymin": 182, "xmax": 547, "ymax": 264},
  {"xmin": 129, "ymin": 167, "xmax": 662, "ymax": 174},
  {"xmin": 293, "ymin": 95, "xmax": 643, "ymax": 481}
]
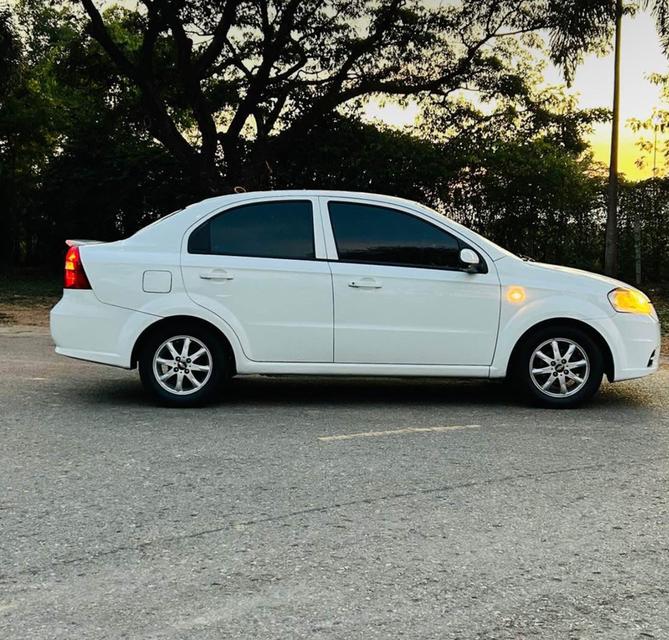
[{"xmin": 604, "ymin": 0, "xmax": 623, "ymax": 275}]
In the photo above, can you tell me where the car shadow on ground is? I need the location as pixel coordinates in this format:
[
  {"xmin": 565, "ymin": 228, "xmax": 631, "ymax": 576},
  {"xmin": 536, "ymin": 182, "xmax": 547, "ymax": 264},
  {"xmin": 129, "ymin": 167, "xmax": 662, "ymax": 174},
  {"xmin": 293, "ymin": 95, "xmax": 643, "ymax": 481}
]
[{"xmin": 69, "ymin": 373, "xmax": 656, "ymax": 412}]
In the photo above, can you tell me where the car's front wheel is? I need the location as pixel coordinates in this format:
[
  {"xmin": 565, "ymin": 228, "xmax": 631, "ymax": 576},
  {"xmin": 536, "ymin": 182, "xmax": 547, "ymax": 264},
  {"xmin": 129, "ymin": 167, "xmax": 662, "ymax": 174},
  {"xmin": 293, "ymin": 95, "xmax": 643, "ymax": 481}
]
[
  {"xmin": 514, "ymin": 325, "xmax": 604, "ymax": 408},
  {"xmin": 138, "ymin": 324, "xmax": 229, "ymax": 407}
]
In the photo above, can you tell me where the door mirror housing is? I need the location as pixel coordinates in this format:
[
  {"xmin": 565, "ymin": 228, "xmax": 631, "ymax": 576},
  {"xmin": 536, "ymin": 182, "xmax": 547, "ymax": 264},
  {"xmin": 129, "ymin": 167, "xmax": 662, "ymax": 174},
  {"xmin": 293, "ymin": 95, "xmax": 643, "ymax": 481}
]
[{"xmin": 459, "ymin": 248, "xmax": 480, "ymax": 273}]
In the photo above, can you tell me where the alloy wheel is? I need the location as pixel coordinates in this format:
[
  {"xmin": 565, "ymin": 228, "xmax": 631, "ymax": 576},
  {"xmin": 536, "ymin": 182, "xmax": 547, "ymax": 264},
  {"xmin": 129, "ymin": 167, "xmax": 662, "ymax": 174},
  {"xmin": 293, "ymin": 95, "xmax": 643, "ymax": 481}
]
[
  {"xmin": 529, "ymin": 337, "xmax": 590, "ymax": 398},
  {"xmin": 152, "ymin": 335, "xmax": 213, "ymax": 395}
]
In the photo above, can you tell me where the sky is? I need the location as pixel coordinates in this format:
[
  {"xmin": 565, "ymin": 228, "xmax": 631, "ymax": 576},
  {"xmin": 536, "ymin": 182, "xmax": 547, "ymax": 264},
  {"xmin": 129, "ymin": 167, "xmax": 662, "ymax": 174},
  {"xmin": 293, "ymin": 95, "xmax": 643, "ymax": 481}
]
[
  {"xmin": 365, "ymin": 8, "xmax": 669, "ymax": 181},
  {"xmin": 548, "ymin": 8, "xmax": 669, "ymax": 179}
]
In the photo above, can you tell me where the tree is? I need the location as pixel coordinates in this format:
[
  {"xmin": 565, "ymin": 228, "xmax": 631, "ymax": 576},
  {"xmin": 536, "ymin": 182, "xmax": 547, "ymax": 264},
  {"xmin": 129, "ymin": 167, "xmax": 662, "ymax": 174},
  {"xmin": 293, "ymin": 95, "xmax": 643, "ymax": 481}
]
[
  {"xmin": 0, "ymin": 1, "xmax": 201, "ymax": 269},
  {"xmin": 69, "ymin": 0, "xmax": 635, "ymax": 196},
  {"xmin": 0, "ymin": 6, "xmax": 23, "ymax": 268}
]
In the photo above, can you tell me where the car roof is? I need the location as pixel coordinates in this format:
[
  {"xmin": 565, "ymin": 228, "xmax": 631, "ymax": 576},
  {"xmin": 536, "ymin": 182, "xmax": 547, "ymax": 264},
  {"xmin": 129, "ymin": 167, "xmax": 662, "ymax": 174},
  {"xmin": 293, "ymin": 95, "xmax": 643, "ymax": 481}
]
[{"xmin": 194, "ymin": 189, "xmax": 422, "ymax": 210}]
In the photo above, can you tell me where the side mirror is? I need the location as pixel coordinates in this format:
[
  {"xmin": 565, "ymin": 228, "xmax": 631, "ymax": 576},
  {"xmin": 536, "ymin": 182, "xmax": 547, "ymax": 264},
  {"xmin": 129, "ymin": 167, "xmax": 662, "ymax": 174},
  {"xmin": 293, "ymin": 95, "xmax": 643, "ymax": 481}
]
[{"xmin": 459, "ymin": 248, "xmax": 480, "ymax": 273}]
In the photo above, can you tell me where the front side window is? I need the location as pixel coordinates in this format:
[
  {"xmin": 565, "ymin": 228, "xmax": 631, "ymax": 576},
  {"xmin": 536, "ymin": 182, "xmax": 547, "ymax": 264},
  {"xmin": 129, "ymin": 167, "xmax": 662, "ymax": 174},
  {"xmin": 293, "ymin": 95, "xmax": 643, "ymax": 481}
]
[
  {"xmin": 328, "ymin": 202, "xmax": 465, "ymax": 269},
  {"xmin": 188, "ymin": 200, "xmax": 315, "ymax": 260}
]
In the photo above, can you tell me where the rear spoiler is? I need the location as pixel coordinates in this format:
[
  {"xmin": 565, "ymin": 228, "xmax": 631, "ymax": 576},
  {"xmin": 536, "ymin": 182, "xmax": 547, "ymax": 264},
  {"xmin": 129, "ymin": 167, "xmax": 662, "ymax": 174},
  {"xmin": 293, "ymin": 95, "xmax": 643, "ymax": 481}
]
[{"xmin": 65, "ymin": 239, "xmax": 106, "ymax": 248}]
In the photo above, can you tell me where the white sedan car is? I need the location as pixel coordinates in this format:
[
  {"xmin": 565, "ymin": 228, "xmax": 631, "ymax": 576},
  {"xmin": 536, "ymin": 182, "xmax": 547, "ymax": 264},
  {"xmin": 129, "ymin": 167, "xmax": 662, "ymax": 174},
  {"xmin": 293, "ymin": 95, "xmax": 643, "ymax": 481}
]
[{"xmin": 51, "ymin": 190, "xmax": 660, "ymax": 408}]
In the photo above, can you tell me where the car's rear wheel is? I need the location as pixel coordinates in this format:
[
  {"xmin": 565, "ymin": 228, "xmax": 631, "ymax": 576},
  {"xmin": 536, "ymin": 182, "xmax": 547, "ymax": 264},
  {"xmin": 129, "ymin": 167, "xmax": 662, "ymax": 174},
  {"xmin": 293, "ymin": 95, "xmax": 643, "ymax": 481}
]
[
  {"xmin": 514, "ymin": 325, "xmax": 604, "ymax": 408},
  {"xmin": 138, "ymin": 325, "xmax": 229, "ymax": 407}
]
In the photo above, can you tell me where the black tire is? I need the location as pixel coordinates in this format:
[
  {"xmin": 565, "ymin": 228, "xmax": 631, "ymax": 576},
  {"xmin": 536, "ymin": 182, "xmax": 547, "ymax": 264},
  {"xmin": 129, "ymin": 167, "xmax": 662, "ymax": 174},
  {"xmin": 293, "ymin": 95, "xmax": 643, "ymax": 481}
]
[
  {"xmin": 138, "ymin": 324, "xmax": 229, "ymax": 407},
  {"xmin": 512, "ymin": 324, "xmax": 604, "ymax": 409}
]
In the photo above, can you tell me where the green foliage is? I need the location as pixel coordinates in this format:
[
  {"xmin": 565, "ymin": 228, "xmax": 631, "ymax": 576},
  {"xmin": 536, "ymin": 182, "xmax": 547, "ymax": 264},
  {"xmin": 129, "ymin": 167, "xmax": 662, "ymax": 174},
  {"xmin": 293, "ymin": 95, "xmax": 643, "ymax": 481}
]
[
  {"xmin": 272, "ymin": 116, "xmax": 451, "ymax": 202},
  {"xmin": 450, "ymin": 140, "xmax": 605, "ymax": 270},
  {"xmin": 0, "ymin": 1, "xmax": 198, "ymax": 268},
  {"xmin": 618, "ymin": 178, "xmax": 669, "ymax": 280},
  {"xmin": 0, "ymin": 8, "xmax": 21, "ymax": 95}
]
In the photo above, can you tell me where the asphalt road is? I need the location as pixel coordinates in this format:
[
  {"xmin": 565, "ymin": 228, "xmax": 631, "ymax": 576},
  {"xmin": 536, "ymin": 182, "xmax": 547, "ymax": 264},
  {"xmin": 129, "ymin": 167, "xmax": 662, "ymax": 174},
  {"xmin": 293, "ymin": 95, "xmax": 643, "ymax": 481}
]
[{"xmin": 1, "ymin": 329, "xmax": 668, "ymax": 640}]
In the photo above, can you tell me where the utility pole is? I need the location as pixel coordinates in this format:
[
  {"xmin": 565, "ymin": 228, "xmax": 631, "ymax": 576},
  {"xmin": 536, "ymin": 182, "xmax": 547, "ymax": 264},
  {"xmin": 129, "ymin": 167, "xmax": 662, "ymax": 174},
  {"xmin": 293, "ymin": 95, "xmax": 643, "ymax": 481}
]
[{"xmin": 605, "ymin": 0, "xmax": 623, "ymax": 276}]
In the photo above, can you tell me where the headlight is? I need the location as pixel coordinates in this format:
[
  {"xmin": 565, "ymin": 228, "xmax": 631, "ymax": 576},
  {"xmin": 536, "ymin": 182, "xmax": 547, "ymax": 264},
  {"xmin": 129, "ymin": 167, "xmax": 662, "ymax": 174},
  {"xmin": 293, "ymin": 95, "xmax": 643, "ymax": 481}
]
[{"xmin": 608, "ymin": 288, "xmax": 653, "ymax": 314}]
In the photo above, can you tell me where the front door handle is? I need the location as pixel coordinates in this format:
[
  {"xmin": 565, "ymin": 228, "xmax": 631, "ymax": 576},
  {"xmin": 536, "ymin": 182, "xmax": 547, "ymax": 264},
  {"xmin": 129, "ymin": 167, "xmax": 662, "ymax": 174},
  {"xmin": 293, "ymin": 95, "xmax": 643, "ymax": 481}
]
[
  {"xmin": 348, "ymin": 278, "xmax": 382, "ymax": 289},
  {"xmin": 199, "ymin": 269, "xmax": 234, "ymax": 281}
]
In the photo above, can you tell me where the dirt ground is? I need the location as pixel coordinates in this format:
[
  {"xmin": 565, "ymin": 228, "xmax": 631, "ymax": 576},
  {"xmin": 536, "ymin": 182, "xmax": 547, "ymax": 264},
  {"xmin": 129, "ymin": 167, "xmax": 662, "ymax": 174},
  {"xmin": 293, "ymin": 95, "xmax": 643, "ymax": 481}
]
[
  {"xmin": 0, "ymin": 284, "xmax": 59, "ymax": 327},
  {"xmin": 0, "ymin": 274, "xmax": 60, "ymax": 328},
  {"xmin": 0, "ymin": 298, "xmax": 58, "ymax": 327}
]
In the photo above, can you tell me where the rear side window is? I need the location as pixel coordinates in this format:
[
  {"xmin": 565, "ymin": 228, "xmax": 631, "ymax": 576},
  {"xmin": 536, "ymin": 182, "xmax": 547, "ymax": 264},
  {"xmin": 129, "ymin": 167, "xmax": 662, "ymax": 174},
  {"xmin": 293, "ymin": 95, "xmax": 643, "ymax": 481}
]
[
  {"xmin": 188, "ymin": 200, "xmax": 315, "ymax": 259},
  {"xmin": 328, "ymin": 201, "xmax": 462, "ymax": 269}
]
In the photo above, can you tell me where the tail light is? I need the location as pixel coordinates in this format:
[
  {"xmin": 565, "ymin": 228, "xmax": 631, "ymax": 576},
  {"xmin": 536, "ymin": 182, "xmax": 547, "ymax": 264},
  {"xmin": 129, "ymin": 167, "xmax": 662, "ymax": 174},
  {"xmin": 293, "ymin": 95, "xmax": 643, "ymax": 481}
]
[{"xmin": 64, "ymin": 246, "xmax": 92, "ymax": 289}]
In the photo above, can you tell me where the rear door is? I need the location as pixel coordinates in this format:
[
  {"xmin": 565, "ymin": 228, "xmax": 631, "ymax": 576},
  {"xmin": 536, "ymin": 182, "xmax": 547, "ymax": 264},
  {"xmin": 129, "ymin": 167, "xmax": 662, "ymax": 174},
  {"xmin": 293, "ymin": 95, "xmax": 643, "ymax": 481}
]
[
  {"xmin": 181, "ymin": 197, "xmax": 333, "ymax": 363},
  {"xmin": 322, "ymin": 198, "xmax": 501, "ymax": 365}
]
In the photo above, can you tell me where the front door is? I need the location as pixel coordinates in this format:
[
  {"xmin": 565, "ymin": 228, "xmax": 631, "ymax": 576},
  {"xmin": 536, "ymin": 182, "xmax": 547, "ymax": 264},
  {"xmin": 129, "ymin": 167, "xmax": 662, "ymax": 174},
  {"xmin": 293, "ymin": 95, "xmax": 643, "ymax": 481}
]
[{"xmin": 324, "ymin": 200, "xmax": 500, "ymax": 365}]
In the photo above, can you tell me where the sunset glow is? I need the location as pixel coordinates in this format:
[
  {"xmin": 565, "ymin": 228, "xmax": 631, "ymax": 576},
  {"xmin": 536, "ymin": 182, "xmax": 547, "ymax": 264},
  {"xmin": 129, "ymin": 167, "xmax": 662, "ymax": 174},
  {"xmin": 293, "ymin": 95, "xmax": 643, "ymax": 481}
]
[
  {"xmin": 365, "ymin": 8, "xmax": 669, "ymax": 182},
  {"xmin": 547, "ymin": 8, "xmax": 669, "ymax": 180}
]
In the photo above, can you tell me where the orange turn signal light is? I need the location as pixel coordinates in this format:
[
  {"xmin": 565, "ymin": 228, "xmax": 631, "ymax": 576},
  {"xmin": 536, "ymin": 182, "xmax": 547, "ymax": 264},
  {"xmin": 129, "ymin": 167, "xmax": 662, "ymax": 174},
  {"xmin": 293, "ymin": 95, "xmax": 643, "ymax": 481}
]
[{"xmin": 506, "ymin": 286, "xmax": 526, "ymax": 304}]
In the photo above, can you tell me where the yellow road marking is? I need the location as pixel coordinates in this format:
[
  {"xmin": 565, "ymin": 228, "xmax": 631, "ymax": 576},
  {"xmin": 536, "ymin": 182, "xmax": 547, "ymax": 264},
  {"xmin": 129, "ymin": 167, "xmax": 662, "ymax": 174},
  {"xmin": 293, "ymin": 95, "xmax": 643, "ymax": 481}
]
[{"xmin": 318, "ymin": 424, "xmax": 480, "ymax": 442}]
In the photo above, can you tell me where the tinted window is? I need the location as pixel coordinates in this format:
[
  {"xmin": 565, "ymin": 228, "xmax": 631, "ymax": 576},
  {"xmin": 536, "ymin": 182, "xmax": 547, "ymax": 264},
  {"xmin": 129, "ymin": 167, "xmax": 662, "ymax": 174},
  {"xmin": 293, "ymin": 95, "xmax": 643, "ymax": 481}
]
[
  {"xmin": 328, "ymin": 202, "xmax": 462, "ymax": 269},
  {"xmin": 188, "ymin": 201, "xmax": 315, "ymax": 259}
]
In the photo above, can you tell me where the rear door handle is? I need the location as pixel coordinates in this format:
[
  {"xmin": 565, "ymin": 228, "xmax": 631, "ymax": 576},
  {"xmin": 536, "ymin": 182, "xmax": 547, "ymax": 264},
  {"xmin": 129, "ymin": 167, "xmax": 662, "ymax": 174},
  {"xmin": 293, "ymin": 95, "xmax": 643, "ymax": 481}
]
[
  {"xmin": 348, "ymin": 278, "xmax": 382, "ymax": 289},
  {"xmin": 199, "ymin": 269, "xmax": 234, "ymax": 281}
]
